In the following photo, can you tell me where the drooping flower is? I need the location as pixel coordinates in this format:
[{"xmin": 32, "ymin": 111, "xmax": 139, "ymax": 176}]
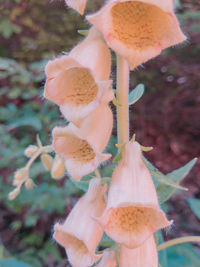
[
  {"xmin": 87, "ymin": 0, "xmax": 186, "ymax": 69},
  {"xmin": 97, "ymin": 249, "xmax": 117, "ymax": 267},
  {"xmin": 54, "ymin": 178, "xmax": 106, "ymax": 267},
  {"xmin": 65, "ymin": 0, "xmax": 87, "ymax": 15},
  {"xmin": 52, "ymin": 123, "xmax": 111, "ymax": 181},
  {"xmin": 77, "ymin": 102, "xmax": 113, "ymax": 152},
  {"xmin": 44, "ymin": 27, "xmax": 112, "ymax": 123},
  {"xmin": 97, "ymin": 141, "xmax": 172, "ymax": 248},
  {"xmin": 119, "ymin": 236, "xmax": 158, "ymax": 267}
]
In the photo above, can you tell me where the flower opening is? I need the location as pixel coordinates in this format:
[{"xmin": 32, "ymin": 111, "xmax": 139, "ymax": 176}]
[
  {"xmin": 98, "ymin": 141, "xmax": 172, "ymax": 248},
  {"xmin": 53, "ymin": 178, "xmax": 106, "ymax": 266},
  {"xmin": 87, "ymin": 0, "xmax": 186, "ymax": 69},
  {"xmin": 52, "ymin": 124, "xmax": 111, "ymax": 181}
]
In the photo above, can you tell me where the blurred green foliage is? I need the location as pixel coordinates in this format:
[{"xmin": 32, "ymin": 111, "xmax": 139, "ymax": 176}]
[{"xmin": 0, "ymin": 0, "xmax": 200, "ymax": 266}]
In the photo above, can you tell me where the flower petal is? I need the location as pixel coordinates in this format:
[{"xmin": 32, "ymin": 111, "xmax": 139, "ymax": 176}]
[
  {"xmin": 52, "ymin": 124, "xmax": 111, "ymax": 181},
  {"xmin": 120, "ymin": 236, "xmax": 158, "ymax": 267},
  {"xmin": 65, "ymin": 0, "xmax": 88, "ymax": 15},
  {"xmin": 54, "ymin": 178, "xmax": 106, "ymax": 266},
  {"xmin": 87, "ymin": 0, "xmax": 186, "ymax": 69},
  {"xmin": 98, "ymin": 141, "xmax": 172, "ymax": 248},
  {"xmin": 97, "ymin": 249, "xmax": 117, "ymax": 267}
]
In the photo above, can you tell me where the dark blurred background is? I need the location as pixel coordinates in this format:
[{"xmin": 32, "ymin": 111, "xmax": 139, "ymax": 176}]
[{"xmin": 0, "ymin": 0, "xmax": 200, "ymax": 266}]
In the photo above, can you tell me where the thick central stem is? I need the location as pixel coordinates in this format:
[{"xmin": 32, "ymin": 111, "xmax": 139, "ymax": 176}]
[{"xmin": 116, "ymin": 54, "xmax": 130, "ymax": 145}]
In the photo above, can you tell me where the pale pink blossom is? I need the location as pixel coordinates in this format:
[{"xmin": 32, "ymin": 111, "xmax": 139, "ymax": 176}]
[
  {"xmin": 44, "ymin": 27, "xmax": 112, "ymax": 123},
  {"xmin": 77, "ymin": 101, "xmax": 113, "ymax": 152},
  {"xmin": 120, "ymin": 236, "xmax": 158, "ymax": 267},
  {"xmin": 54, "ymin": 178, "xmax": 106, "ymax": 267},
  {"xmin": 97, "ymin": 249, "xmax": 117, "ymax": 267},
  {"xmin": 52, "ymin": 123, "xmax": 111, "ymax": 181},
  {"xmin": 97, "ymin": 141, "xmax": 172, "ymax": 248},
  {"xmin": 87, "ymin": 0, "xmax": 186, "ymax": 69}
]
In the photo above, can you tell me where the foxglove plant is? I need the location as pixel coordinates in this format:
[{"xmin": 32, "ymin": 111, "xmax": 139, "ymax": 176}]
[{"xmin": 9, "ymin": 0, "xmax": 200, "ymax": 266}]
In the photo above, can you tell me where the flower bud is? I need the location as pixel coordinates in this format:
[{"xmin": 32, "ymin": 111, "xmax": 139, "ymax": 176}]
[
  {"xmin": 14, "ymin": 168, "xmax": 28, "ymax": 181},
  {"xmin": 8, "ymin": 187, "xmax": 20, "ymax": 200},
  {"xmin": 25, "ymin": 179, "xmax": 34, "ymax": 190},
  {"xmin": 24, "ymin": 145, "xmax": 38, "ymax": 157},
  {"xmin": 51, "ymin": 155, "xmax": 65, "ymax": 179},
  {"xmin": 41, "ymin": 153, "xmax": 53, "ymax": 171}
]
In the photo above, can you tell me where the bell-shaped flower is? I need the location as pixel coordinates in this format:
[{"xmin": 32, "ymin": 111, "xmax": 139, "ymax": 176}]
[
  {"xmin": 87, "ymin": 0, "xmax": 186, "ymax": 69},
  {"xmin": 97, "ymin": 141, "xmax": 172, "ymax": 248},
  {"xmin": 97, "ymin": 249, "xmax": 117, "ymax": 267},
  {"xmin": 54, "ymin": 178, "xmax": 106, "ymax": 267},
  {"xmin": 44, "ymin": 27, "xmax": 112, "ymax": 123},
  {"xmin": 77, "ymin": 101, "xmax": 113, "ymax": 152},
  {"xmin": 65, "ymin": 0, "xmax": 87, "ymax": 15},
  {"xmin": 119, "ymin": 236, "xmax": 158, "ymax": 267},
  {"xmin": 52, "ymin": 123, "xmax": 111, "ymax": 181}
]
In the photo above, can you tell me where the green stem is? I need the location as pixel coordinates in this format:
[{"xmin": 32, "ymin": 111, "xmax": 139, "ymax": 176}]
[
  {"xmin": 116, "ymin": 54, "xmax": 130, "ymax": 145},
  {"xmin": 158, "ymin": 236, "xmax": 200, "ymax": 251}
]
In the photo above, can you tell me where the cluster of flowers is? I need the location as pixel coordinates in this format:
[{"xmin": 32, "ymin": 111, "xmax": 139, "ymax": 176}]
[{"xmin": 43, "ymin": 0, "xmax": 186, "ymax": 266}]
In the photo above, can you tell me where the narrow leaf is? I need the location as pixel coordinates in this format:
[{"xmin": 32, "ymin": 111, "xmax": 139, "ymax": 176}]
[
  {"xmin": 157, "ymin": 158, "xmax": 197, "ymax": 203},
  {"xmin": 7, "ymin": 117, "xmax": 42, "ymax": 131},
  {"xmin": 167, "ymin": 243, "xmax": 200, "ymax": 267},
  {"xmin": 187, "ymin": 198, "xmax": 200, "ymax": 219},
  {"xmin": 0, "ymin": 259, "xmax": 31, "ymax": 267},
  {"xmin": 143, "ymin": 157, "xmax": 187, "ymax": 190},
  {"xmin": 128, "ymin": 84, "xmax": 145, "ymax": 105}
]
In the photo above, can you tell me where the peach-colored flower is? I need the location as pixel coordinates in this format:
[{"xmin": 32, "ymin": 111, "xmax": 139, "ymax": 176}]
[
  {"xmin": 87, "ymin": 0, "xmax": 186, "ymax": 69},
  {"xmin": 77, "ymin": 102, "xmax": 113, "ymax": 152},
  {"xmin": 44, "ymin": 27, "xmax": 112, "ymax": 123},
  {"xmin": 52, "ymin": 123, "xmax": 111, "ymax": 181},
  {"xmin": 54, "ymin": 178, "xmax": 106, "ymax": 267},
  {"xmin": 97, "ymin": 249, "xmax": 117, "ymax": 267},
  {"xmin": 65, "ymin": 0, "xmax": 87, "ymax": 15},
  {"xmin": 120, "ymin": 236, "xmax": 158, "ymax": 267},
  {"xmin": 97, "ymin": 141, "xmax": 172, "ymax": 248}
]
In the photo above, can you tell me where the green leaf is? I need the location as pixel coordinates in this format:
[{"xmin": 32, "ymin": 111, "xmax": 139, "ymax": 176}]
[
  {"xmin": 99, "ymin": 233, "xmax": 115, "ymax": 248},
  {"xmin": 187, "ymin": 198, "xmax": 200, "ymax": 219},
  {"xmin": 157, "ymin": 158, "xmax": 197, "ymax": 203},
  {"xmin": 128, "ymin": 84, "xmax": 145, "ymax": 105},
  {"xmin": 167, "ymin": 243, "xmax": 200, "ymax": 267},
  {"xmin": 0, "ymin": 259, "xmax": 31, "ymax": 267},
  {"xmin": 68, "ymin": 174, "xmax": 93, "ymax": 192},
  {"xmin": 144, "ymin": 157, "xmax": 187, "ymax": 191},
  {"xmin": 156, "ymin": 231, "xmax": 168, "ymax": 267},
  {"xmin": 113, "ymin": 151, "xmax": 122, "ymax": 163},
  {"xmin": 7, "ymin": 116, "xmax": 42, "ymax": 131}
]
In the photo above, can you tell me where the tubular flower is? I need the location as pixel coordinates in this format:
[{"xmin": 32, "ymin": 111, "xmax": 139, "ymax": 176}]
[
  {"xmin": 65, "ymin": 0, "xmax": 87, "ymax": 15},
  {"xmin": 87, "ymin": 0, "xmax": 186, "ymax": 69},
  {"xmin": 97, "ymin": 141, "xmax": 172, "ymax": 248},
  {"xmin": 119, "ymin": 236, "xmax": 158, "ymax": 267},
  {"xmin": 97, "ymin": 249, "xmax": 117, "ymax": 267},
  {"xmin": 77, "ymin": 102, "xmax": 113, "ymax": 152},
  {"xmin": 44, "ymin": 27, "xmax": 112, "ymax": 123},
  {"xmin": 54, "ymin": 178, "xmax": 106, "ymax": 267},
  {"xmin": 52, "ymin": 123, "xmax": 111, "ymax": 181}
]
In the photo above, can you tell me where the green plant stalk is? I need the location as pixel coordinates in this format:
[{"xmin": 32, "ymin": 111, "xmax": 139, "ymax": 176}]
[
  {"xmin": 116, "ymin": 54, "xmax": 130, "ymax": 145},
  {"xmin": 157, "ymin": 236, "xmax": 200, "ymax": 251}
]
